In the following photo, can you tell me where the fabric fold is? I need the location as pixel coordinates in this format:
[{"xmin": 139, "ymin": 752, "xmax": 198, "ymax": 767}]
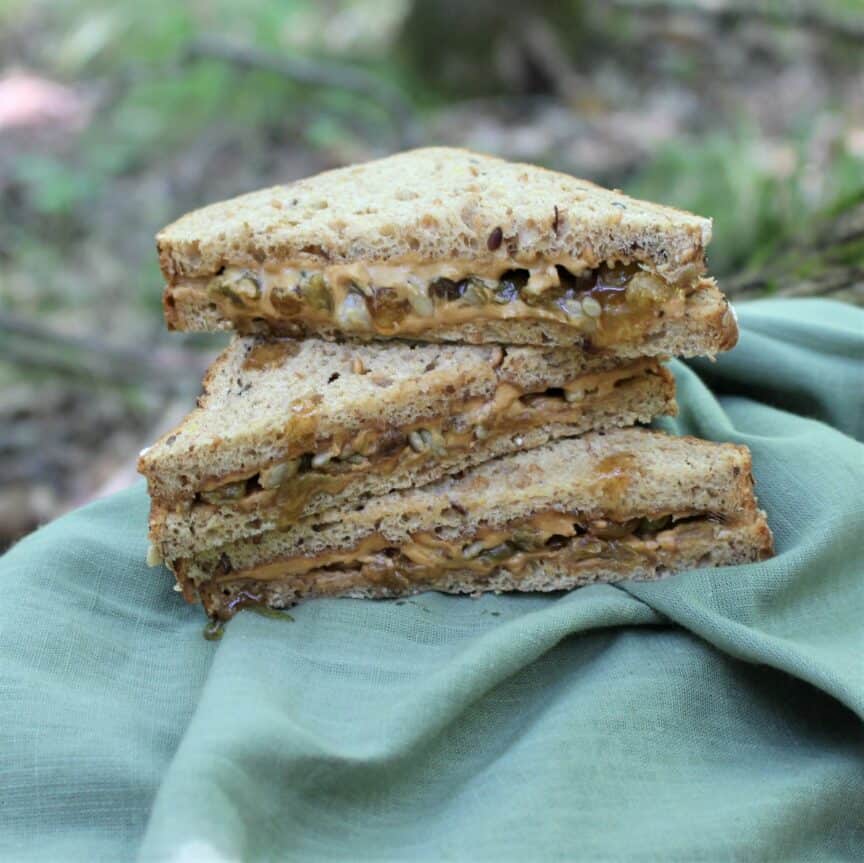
[{"xmin": 0, "ymin": 300, "xmax": 861, "ymax": 863}]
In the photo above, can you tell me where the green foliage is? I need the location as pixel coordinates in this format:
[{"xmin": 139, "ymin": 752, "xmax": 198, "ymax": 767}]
[
  {"xmin": 4, "ymin": 0, "xmax": 409, "ymax": 228},
  {"xmin": 12, "ymin": 156, "xmax": 95, "ymax": 215},
  {"xmin": 3, "ymin": 0, "xmax": 863, "ymax": 323},
  {"xmin": 627, "ymin": 129, "xmax": 864, "ymax": 276}
]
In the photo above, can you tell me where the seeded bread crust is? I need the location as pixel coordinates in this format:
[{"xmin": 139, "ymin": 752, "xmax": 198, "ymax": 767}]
[
  {"xmin": 193, "ymin": 516, "xmax": 773, "ymax": 620},
  {"xmin": 157, "ymin": 147, "xmax": 711, "ymax": 286},
  {"xmin": 171, "ymin": 429, "xmax": 771, "ymax": 590},
  {"xmin": 149, "ymin": 368, "xmax": 676, "ymax": 559},
  {"xmin": 138, "ymin": 337, "xmax": 671, "ymax": 504}
]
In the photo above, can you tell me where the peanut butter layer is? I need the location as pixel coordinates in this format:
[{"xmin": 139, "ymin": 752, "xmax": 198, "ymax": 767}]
[
  {"xmin": 184, "ymin": 360, "xmax": 670, "ymax": 525},
  {"xmin": 167, "ymin": 260, "xmax": 699, "ymax": 345},
  {"xmin": 191, "ymin": 511, "xmax": 749, "ymax": 619},
  {"xmin": 211, "ymin": 511, "xmax": 702, "ymax": 583}
]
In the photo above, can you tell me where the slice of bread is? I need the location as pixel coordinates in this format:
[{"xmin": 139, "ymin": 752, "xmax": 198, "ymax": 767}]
[
  {"xmin": 165, "ymin": 429, "xmax": 774, "ymax": 619},
  {"xmin": 149, "ymin": 364, "xmax": 675, "ymax": 559},
  {"xmin": 138, "ymin": 338, "xmax": 675, "ymax": 505},
  {"xmin": 157, "ymin": 147, "xmax": 711, "ymax": 283},
  {"xmin": 194, "ymin": 517, "xmax": 771, "ymax": 621},
  {"xmin": 157, "ymin": 148, "xmax": 731, "ymax": 348}
]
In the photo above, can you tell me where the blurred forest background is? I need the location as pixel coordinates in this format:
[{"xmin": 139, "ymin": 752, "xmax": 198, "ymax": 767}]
[{"xmin": 2, "ymin": 0, "xmax": 863, "ymax": 549}]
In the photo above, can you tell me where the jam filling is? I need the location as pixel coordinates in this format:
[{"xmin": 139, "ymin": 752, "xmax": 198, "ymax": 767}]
[{"xmin": 180, "ymin": 261, "xmax": 695, "ymax": 345}]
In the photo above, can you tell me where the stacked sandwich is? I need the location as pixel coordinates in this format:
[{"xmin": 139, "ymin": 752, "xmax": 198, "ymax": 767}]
[{"xmin": 139, "ymin": 148, "xmax": 773, "ymax": 621}]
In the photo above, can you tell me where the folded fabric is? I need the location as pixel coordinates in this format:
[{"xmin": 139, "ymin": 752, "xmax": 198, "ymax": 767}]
[{"xmin": 0, "ymin": 299, "xmax": 861, "ymax": 863}]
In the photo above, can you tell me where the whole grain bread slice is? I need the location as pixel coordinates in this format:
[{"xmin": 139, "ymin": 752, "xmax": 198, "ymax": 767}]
[
  {"xmin": 157, "ymin": 147, "xmax": 711, "ymax": 283},
  {"xmin": 149, "ymin": 365, "xmax": 675, "ymax": 559},
  {"xmin": 195, "ymin": 516, "xmax": 772, "ymax": 621},
  {"xmin": 165, "ymin": 429, "xmax": 773, "ymax": 619},
  {"xmin": 138, "ymin": 337, "xmax": 674, "ymax": 505}
]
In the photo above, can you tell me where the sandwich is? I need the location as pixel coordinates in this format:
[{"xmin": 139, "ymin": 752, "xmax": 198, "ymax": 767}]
[
  {"xmin": 157, "ymin": 148, "xmax": 737, "ymax": 352},
  {"xmin": 140, "ymin": 338, "xmax": 677, "ymax": 561},
  {"xmin": 164, "ymin": 429, "xmax": 774, "ymax": 621},
  {"xmin": 141, "ymin": 147, "xmax": 770, "ymax": 625}
]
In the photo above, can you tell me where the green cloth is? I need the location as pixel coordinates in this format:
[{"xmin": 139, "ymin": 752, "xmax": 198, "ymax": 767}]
[{"xmin": 1, "ymin": 299, "xmax": 862, "ymax": 863}]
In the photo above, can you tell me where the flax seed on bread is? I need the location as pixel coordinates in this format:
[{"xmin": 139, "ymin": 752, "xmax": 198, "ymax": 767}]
[
  {"xmin": 157, "ymin": 147, "xmax": 710, "ymax": 283},
  {"xmin": 157, "ymin": 148, "xmax": 735, "ymax": 349}
]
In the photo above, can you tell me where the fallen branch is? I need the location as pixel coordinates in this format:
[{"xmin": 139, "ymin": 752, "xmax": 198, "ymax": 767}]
[
  {"xmin": 0, "ymin": 314, "xmax": 209, "ymax": 393},
  {"xmin": 517, "ymin": 15, "xmax": 585, "ymax": 103},
  {"xmin": 184, "ymin": 37, "xmax": 421, "ymax": 147},
  {"xmin": 608, "ymin": 0, "xmax": 864, "ymax": 43},
  {"xmin": 725, "ymin": 195, "xmax": 864, "ymax": 305}
]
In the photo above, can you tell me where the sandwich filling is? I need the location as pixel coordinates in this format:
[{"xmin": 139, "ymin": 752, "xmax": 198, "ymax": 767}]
[
  {"xmin": 168, "ymin": 260, "xmax": 701, "ymax": 344},
  {"xmin": 184, "ymin": 360, "xmax": 669, "ymax": 524},
  {"xmin": 190, "ymin": 509, "xmax": 746, "ymax": 617}
]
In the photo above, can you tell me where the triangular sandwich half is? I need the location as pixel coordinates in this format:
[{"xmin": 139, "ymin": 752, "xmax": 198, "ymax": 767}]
[
  {"xmin": 158, "ymin": 148, "xmax": 737, "ymax": 352},
  {"xmin": 163, "ymin": 428, "xmax": 773, "ymax": 620},
  {"xmin": 140, "ymin": 338, "xmax": 676, "ymax": 560}
]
